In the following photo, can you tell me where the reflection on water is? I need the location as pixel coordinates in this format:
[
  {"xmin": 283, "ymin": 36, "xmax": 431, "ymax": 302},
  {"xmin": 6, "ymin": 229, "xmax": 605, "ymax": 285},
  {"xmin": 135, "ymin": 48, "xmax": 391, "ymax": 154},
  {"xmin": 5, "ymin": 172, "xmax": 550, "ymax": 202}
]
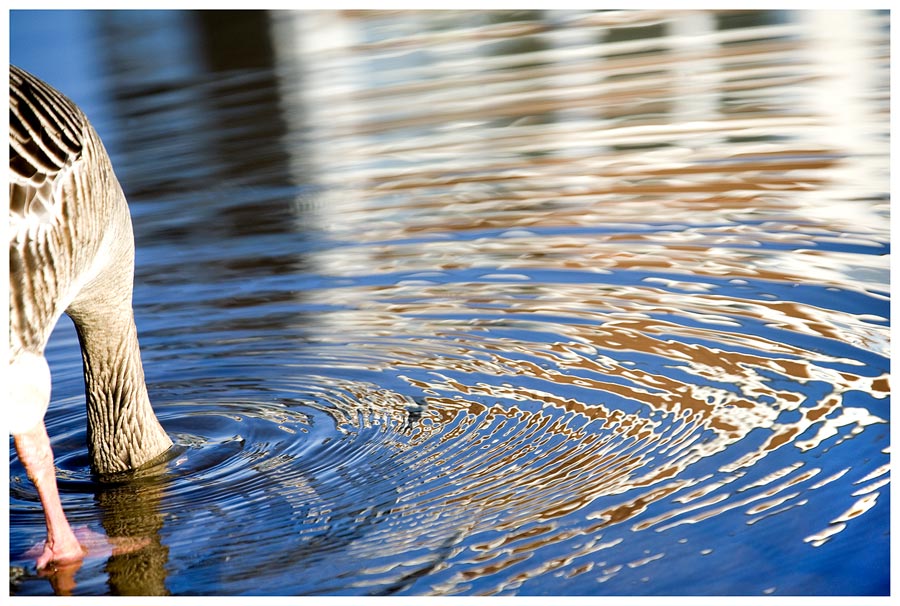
[{"xmin": 9, "ymin": 9, "xmax": 890, "ymax": 596}]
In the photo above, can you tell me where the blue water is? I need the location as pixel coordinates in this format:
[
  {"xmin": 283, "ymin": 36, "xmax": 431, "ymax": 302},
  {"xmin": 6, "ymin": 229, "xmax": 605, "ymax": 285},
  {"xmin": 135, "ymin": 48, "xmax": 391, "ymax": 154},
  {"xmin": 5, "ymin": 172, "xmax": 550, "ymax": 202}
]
[{"xmin": 9, "ymin": 9, "xmax": 890, "ymax": 596}]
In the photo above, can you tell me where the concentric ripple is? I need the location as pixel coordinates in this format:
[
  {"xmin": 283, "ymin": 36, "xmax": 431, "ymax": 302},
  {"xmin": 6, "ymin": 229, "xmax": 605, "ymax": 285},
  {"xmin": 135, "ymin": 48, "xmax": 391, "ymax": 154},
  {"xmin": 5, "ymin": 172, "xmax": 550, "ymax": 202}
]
[{"xmin": 10, "ymin": 9, "xmax": 889, "ymax": 596}]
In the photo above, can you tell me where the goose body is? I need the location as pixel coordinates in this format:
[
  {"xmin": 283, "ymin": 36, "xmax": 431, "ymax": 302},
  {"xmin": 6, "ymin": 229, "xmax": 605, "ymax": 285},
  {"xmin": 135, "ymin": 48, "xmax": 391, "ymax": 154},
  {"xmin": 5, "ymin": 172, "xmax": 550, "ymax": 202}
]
[{"xmin": 8, "ymin": 65, "xmax": 172, "ymax": 568}]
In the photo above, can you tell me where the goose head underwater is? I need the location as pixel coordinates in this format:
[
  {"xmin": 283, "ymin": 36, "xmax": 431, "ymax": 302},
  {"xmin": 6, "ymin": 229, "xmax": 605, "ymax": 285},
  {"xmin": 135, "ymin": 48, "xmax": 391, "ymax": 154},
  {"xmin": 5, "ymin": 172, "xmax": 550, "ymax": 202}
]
[{"xmin": 8, "ymin": 64, "xmax": 173, "ymax": 569}]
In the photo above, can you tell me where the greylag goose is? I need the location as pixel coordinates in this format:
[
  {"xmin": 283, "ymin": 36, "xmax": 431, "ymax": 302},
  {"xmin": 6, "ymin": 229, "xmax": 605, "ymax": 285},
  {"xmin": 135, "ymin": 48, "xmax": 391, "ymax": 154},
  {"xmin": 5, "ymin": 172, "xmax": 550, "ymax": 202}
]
[{"xmin": 8, "ymin": 64, "xmax": 172, "ymax": 569}]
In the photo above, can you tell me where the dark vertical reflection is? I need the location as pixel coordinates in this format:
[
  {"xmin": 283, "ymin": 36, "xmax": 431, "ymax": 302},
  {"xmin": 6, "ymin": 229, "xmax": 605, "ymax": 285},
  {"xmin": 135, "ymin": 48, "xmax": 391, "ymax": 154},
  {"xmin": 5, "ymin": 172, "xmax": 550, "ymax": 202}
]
[
  {"xmin": 189, "ymin": 10, "xmax": 300, "ymax": 238},
  {"xmin": 193, "ymin": 10, "xmax": 276, "ymax": 71},
  {"xmin": 95, "ymin": 9, "xmax": 304, "ymax": 242},
  {"xmin": 192, "ymin": 11, "xmax": 291, "ymax": 191},
  {"xmin": 97, "ymin": 480, "xmax": 170, "ymax": 596}
]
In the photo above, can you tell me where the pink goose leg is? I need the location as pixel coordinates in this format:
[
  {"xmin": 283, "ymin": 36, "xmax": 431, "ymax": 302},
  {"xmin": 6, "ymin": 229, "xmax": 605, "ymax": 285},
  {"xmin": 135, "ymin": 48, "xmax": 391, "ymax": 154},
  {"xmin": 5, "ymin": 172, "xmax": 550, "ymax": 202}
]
[{"xmin": 13, "ymin": 422, "xmax": 84, "ymax": 569}]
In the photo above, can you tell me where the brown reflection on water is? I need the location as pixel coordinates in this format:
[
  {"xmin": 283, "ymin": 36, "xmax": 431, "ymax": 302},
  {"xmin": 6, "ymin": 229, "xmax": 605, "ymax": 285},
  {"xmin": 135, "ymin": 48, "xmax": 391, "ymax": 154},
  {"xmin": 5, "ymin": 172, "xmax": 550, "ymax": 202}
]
[
  {"xmin": 299, "ymin": 260, "xmax": 886, "ymax": 590},
  {"xmin": 230, "ymin": 9, "xmax": 892, "ymax": 594},
  {"xmin": 243, "ymin": 9, "xmax": 891, "ymax": 595}
]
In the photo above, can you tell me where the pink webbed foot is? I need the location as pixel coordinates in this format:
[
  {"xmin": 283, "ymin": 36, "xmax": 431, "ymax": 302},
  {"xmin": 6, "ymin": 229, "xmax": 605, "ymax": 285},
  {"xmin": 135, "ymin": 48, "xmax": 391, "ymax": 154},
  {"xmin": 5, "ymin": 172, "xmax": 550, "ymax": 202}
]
[
  {"xmin": 26, "ymin": 525, "xmax": 152, "ymax": 569},
  {"xmin": 27, "ymin": 529, "xmax": 86, "ymax": 570}
]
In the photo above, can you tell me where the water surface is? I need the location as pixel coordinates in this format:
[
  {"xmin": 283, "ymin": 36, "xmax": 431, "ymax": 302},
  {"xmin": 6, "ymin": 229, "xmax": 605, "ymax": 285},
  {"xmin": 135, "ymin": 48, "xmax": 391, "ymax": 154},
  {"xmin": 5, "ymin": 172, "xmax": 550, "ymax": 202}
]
[{"xmin": 9, "ymin": 9, "xmax": 890, "ymax": 596}]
